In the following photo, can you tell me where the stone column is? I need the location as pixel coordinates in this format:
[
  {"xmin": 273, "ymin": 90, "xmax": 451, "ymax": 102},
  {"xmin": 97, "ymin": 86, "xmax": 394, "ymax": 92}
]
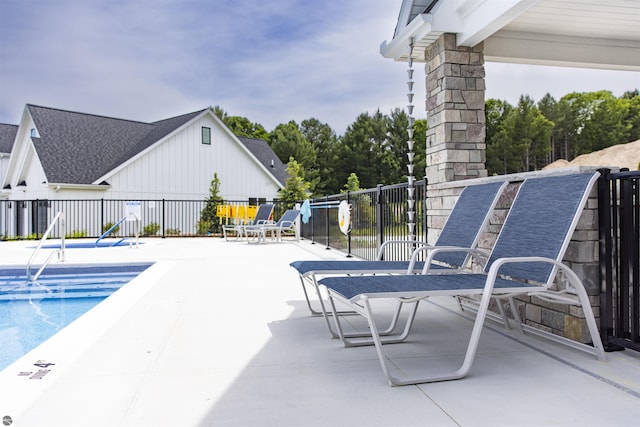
[{"xmin": 424, "ymin": 33, "xmax": 487, "ymax": 184}]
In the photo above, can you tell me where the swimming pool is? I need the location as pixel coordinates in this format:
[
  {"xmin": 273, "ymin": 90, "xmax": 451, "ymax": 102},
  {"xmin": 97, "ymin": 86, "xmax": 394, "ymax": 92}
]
[{"xmin": 0, "ymin": 263, "xmax": 153, "ymax": 371}]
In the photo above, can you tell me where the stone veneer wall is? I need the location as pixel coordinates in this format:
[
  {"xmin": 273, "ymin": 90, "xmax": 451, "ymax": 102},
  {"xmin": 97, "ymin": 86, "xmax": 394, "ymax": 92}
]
[
  {"xmin": 424, "ymin": 33, "xmax": 488, "ymax": 184},
  {"xmin": 426, "ymin": 167, "xmax": 602, "ymax": 344}
]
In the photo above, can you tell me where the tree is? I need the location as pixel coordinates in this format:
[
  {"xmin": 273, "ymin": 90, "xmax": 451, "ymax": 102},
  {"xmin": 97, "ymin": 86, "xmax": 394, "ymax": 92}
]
[
  {"xmin": 211, "ymin": 105, "xmax": 268, "ymax": 139},
  {"xmin": 301, "ymin": 118, "xmax": 340, "ymax": 195},
  {"xmin": 337, "ymin": 110, "xmax": 400, "ymax": 188},
  {"xmin": 342, "ymin": 172, "xmax": 361, "ymax": 193},
  {"xmin": 485, "ymin": 99, "xmax": 514, "ymax": 175},
  {"xmin": 197, "ymin": 173, "xmax": 224, "ymax": 235},
  {"xmin": 278, "ymin": 158, "xmax": 311, "ymax": 209},
  {"xmin": 270, "ymin": 121, "xmax": 318, "ymax": 194}
]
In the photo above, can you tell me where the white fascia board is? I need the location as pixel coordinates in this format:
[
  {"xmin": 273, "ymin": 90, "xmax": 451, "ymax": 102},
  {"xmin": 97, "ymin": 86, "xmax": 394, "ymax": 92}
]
[
  {"xmin": 48, "ymin": 183, "xmax": 110, "ymax": 191},
  {"xmin": 454, "ymin": 0, "xmax": 542, "ymax": 47},
  {"xmin": 485, "ymin": 30, "xmax": 640, "ymax": 71},
  {"xmin": 380, "ymin": 13, "xmax": 434, "ymax": 60},
  {"xmin": 381, "ymin": 0, "xmax": 542, "ymax": 60},
  {"xmin": 2, "ymin": 105, "xmax": 32, "ymax": 188},
  {"xmin": 213, "ymin": 112, "xmax": 285, "ymax": 189}
]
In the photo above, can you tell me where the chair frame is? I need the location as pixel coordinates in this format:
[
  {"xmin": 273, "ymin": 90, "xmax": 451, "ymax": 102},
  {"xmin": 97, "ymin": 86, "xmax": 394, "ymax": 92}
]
[
  {"xmin": 246, "ymin": 209, "xmax": 300, "ymax": 243},
  {"xmin": 290, "ymin": 181, "xmax": 508, "ymax": 338},
  {"xmin": 222, "ymin": 204, "xmax": 274, "ymax": 241},
  {"xmin": 321, "ymin": 172, "xmax": 606, "ymax": 386}
]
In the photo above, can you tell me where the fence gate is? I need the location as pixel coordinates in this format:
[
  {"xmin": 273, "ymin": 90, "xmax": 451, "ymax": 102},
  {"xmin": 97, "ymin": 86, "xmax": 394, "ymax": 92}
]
[{"xmin": 598, "ymin": 169, "xmax": 640, "ymax": 352}]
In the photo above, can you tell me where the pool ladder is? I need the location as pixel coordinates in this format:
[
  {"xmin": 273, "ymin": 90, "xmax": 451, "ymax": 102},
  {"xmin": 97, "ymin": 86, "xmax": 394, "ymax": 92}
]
[{"xmin": 26, "ymin": 211, "xmax": 66, "ymax": 282}]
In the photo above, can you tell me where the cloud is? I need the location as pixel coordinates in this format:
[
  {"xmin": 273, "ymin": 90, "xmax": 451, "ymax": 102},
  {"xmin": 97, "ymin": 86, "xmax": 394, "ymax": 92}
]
[{"xmin": 0, "ymin": 0, "xmax": 636, "ymax": 135}]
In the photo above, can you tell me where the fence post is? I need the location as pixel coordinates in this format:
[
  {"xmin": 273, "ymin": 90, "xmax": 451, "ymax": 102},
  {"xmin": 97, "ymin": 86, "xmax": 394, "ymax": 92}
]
[
  {"xmin": 100, "ymin": 198, "xmax": 104, "ymax": 239},
  {"xmin": 162, "ymin": 199, "xmax": 166, "ymax": 238},
  {"xmin": 346, "ymin": 190, "xmax": 352, "ymax": 257},
  {"xmin": 376, "ymin": 184, "xmax": 384, "ymax": 255},
  {"xmin": 324, "ymin": 195, "xmax": 330, "ymax": 250}
]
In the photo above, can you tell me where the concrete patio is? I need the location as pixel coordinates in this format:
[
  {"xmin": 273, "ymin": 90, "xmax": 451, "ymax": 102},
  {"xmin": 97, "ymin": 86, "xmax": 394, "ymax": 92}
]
[{"xmin": 0, "ymin": 237, "xmax": 638, "ymax": 426}]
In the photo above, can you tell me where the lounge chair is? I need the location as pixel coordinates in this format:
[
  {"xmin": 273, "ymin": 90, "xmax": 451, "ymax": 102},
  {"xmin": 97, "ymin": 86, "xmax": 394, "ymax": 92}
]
[
  {"xmin": 320, "ymin": 172, "xmax": 606, "ymax": 386},
  {"xmin": 290, "ymin": 180, "xmax": 508, "ymax": 338},
  {"xmin": 222, "ymin": 204, "xmax": 274, "ymax": 241},
  {"xmin": 246, "ymin": 209, "xmax": 301, "ymax": 243}
]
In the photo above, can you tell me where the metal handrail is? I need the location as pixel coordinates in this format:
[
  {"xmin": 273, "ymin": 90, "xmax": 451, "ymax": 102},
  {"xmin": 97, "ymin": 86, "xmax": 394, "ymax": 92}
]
[
  {"xmin": 26, "ymin": 211, "xmax": 66, "ymax": 281},
  {"xmin": 95, "ymin": 213, "xmax": 139, "ymax": 247}
]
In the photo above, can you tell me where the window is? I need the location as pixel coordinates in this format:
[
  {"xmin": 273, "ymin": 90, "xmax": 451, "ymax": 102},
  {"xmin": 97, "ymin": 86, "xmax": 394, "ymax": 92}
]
[{"xmin": 202, "ymin": 127, "xmax": 211, "ymax": 145}]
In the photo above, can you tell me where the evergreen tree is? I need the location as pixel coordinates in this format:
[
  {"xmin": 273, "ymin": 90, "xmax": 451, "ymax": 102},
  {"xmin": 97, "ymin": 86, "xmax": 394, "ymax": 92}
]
[
  {"xmin": 198, "ymin": 173, "xmax": 224, "ymax": 235},
  {"xmin": 278, "ymin": 158, "xmax": 311, "ymax": 209}
]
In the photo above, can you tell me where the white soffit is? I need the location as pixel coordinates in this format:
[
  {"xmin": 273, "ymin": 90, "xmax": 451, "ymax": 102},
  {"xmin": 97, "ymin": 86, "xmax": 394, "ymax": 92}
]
[{"xmin": 382, "ymin": 0, "xmax": 640, "ymax": 71}]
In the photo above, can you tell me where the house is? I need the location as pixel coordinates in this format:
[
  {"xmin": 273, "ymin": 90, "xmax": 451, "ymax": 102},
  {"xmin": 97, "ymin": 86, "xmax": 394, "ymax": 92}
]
[
  {"xmin": 1, "ymin": 104, "xmax": 286, "ymax": 200},
  {"xmin": 0, "ymin": 104, "xmax": 287, "ymax": 237}
]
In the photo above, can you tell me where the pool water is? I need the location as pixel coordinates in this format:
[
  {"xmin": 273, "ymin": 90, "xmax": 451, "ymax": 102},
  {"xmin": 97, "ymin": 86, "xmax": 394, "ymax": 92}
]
[{"xmin": 0, "ymin": 263, "xmax": 152, "ymax": 371}]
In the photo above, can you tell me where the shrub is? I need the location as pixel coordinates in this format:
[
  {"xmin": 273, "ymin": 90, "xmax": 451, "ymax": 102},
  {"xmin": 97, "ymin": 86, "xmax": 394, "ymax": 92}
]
[
  {"xmin": 102, "ymin": 222, "xmax": 119, "ymax": 236},
  {"xmin": 143, "ymin": 222, "xmax": 160, "ymax": 236},
  {"xmin": 66, "ymin": 230, "xmax": 87, "ymax": 238}
]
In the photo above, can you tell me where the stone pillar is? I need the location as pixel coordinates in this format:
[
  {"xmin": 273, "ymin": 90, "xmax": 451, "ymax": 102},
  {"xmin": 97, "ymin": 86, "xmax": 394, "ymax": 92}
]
[{"xmin": 424, "ymin": 33, "xmax": 487, "ymax": 184}]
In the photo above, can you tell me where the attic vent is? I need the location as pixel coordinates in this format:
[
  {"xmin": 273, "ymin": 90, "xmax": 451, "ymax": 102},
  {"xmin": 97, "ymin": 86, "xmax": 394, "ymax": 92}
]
[{"xmin": 271, "ymin": 159, "xmax": 275, "ymax": 168}]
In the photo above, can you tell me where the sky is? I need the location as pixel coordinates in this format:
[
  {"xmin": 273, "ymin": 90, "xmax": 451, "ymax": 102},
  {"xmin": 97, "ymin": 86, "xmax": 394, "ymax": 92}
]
[{"xmin": 0, "ymin": 0, "xmax": 638, "ymax": 135}]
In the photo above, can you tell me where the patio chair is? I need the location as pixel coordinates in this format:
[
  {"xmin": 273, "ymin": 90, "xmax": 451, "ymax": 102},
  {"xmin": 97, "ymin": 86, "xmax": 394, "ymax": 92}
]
[
  {"xmin": 319, "ymin": 172, "xmax": 606, "ymax": 386},
  {"xmin": 289, "ymin": 180, "xmax": 508, "ymax": 338},
  {"xmin": 222, "ymin": 204, "xmax": 274, "ymax": 241},
  {"xmin": 246, "ymin": 209, "xmax": 301, "ymax": 243}
]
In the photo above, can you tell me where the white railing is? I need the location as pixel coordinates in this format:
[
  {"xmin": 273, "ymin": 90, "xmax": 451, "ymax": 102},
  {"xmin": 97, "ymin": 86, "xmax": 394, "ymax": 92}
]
[{"xmin": 26, "ymin": 211, "xmax": 66, "ymax": 282}]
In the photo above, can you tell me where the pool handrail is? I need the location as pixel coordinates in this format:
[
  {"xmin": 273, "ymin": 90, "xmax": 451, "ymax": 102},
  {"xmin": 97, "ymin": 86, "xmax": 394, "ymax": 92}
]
[
  {"xmin": 95, "ymin": 213, "xmax": 139, "ymax": 247},
  {"xmin": 26, "ymin": 211, "xmax": 66, "ymax": 282}
]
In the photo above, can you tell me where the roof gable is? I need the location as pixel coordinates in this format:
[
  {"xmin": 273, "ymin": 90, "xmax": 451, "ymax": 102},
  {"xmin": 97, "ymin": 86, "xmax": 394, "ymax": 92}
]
[
  {"xmin": 238, "ymin": 137, "xmax": 288, "ymax": 186},
  {"xmin": 0, "ymin": 123, "xmax": 18, "ymax": 154},
  {"xmin": 27, "ymin": 105, "xmax": 205, "ymax": 184}
]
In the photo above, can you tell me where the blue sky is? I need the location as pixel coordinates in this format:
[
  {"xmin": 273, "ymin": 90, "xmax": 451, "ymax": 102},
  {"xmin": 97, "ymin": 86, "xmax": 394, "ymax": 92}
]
[{"xmin": 1, "ymin": 0, "xmax": 638, "ymax": 134}]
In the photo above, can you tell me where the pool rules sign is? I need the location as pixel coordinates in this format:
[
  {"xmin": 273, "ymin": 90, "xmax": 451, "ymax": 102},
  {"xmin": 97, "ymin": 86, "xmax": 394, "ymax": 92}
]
[{"xmin": 125, "ymin": 201, "xmax": 142, "ymax": 221}]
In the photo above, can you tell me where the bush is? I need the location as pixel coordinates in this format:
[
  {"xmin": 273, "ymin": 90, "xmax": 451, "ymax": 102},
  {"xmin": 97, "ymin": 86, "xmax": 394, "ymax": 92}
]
[
  {"xmin": 66, "ymin": 230, "xmax": 87, "ymax": 238},
  {"xmin": 166, "ymin": 228, "xmax": 181, "ymax": 235},
  {"xmin": 143, "ymin": 222, "xmax": 160, "ymax": 236},
  {"xmin": 102, "ymin": 222, "xmax": 119, "ymax": 236}
]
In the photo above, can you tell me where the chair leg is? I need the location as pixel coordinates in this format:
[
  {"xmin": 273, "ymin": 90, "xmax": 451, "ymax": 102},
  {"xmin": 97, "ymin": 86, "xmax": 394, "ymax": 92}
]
[
  {"xmin": 327, "ymin": 292, "xmax": 420, "ymax": 347},
  {"xmin": 361, "ymin": 288, "xmax": 493, "ymax": 386}
]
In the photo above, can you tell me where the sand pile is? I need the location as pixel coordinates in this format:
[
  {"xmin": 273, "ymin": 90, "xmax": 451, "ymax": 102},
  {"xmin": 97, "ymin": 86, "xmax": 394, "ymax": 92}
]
[{"xmin": 543, "ymin": 139, "xmax": 640, "ymax": 171}]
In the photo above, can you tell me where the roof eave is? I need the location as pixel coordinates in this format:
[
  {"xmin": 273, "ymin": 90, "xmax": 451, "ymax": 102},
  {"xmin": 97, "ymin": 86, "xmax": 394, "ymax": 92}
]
[{"xmin": 380, "ymin": 13, "xmax": 433, "ymax": 60}]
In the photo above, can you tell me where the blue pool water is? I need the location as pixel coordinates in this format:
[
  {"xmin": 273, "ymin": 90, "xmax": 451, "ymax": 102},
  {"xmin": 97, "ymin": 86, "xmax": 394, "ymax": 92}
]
[{"xmin": 0, "ymin": 263, "xmax": 153, "ymax": 371}]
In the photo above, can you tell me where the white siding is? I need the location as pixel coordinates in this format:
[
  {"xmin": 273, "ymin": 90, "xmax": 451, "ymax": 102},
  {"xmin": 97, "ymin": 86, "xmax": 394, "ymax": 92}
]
[{"xmin": 104, "ymin": 114, "xmax": 281, "ymax": 201}]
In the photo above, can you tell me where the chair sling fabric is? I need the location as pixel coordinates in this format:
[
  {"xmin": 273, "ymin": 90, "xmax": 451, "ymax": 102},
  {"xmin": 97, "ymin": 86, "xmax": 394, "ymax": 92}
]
[
  {"xmin": 246, "ymin": 209, "xmax": 300, "ymax": 243},
  {"xmin": 222, "ymin": 204, "xmax": 274, "ymax": 241},
  {"xmin": 290, "ymin": 180, "xmax": 508, "ymax": 337},
  {"xmin": 319, "ymin": 172, "xmax": 606, "ymax": 386}
]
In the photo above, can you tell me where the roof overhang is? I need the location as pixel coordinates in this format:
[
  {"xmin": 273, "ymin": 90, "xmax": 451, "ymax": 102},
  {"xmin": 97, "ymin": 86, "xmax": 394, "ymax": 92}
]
[
  {"xmin": 381, "ymin": 0, "xmax": 640, "ymax": 72},
  {"xmin": 48, "ymin": 183, "xmax": 111, "ymax": 191}
]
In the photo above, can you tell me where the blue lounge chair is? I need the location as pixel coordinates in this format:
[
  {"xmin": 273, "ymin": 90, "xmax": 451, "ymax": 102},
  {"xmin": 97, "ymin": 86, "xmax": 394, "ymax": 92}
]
[
  {"xmin": 223, "ymin": 204, "xmax": 274, "ymax": 241},
  {"xmin": 290, "ymin": 180, "xmax": 508, "ymax": 338},
  {"xmin": 320, "ymin": 172, "xmax": 606, "ymax": 386},
  {"xmin": 246, "ymin": 209, "xmax": 301, "ymax": 243}
]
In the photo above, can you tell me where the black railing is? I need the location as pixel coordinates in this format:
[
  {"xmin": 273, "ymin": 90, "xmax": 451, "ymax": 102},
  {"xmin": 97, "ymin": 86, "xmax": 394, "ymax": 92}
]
[
  {"xmin": 300, "ymin": 180, "xmax": 427, "ymax": 260},
  {"xmin": 0, "ymin": 199, "xmax": 287, "ymax": 240},
  {"xmin": 598, "ymin": 169, "xmax": 640, "ymax": 352}
]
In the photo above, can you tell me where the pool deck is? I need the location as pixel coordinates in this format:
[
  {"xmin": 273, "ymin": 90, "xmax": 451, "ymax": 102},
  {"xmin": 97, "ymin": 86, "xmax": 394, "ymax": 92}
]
[{"xmin": 0, "ymin": 237, "xmax": 639, "ymax": 427}]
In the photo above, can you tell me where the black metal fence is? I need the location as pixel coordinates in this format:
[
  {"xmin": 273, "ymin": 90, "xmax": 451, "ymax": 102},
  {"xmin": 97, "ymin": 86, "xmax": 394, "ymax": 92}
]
[
  {"xmin": 0, "ymin": 199, "xmax": 288, "ymax": 240},
  {"xmin": 299, "ymin": 180, "xmax": 427, "ymax": 260},
  {"xmin": 598, "ymin": 169, "xmax": 640, "ymax": 352}
]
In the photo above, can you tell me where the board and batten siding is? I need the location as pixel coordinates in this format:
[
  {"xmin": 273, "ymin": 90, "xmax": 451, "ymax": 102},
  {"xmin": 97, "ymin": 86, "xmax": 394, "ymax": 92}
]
[{"xmin": 103, "ymin": 115, "xmax": 281, "ymax": 201}]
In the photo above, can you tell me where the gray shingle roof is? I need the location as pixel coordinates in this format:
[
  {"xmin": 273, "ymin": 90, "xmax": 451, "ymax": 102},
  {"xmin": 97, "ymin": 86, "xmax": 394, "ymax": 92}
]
[
  {"xmin": 27, "ymin": 105, "xmax": 205, "ymax": 184},
  {"xmin": 0, "ymin": 123, "xmax": 18, "ymax": 154},
  {"xmin": 238, "ymin": 136, "xmax": 288, "ymax": 186}
]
